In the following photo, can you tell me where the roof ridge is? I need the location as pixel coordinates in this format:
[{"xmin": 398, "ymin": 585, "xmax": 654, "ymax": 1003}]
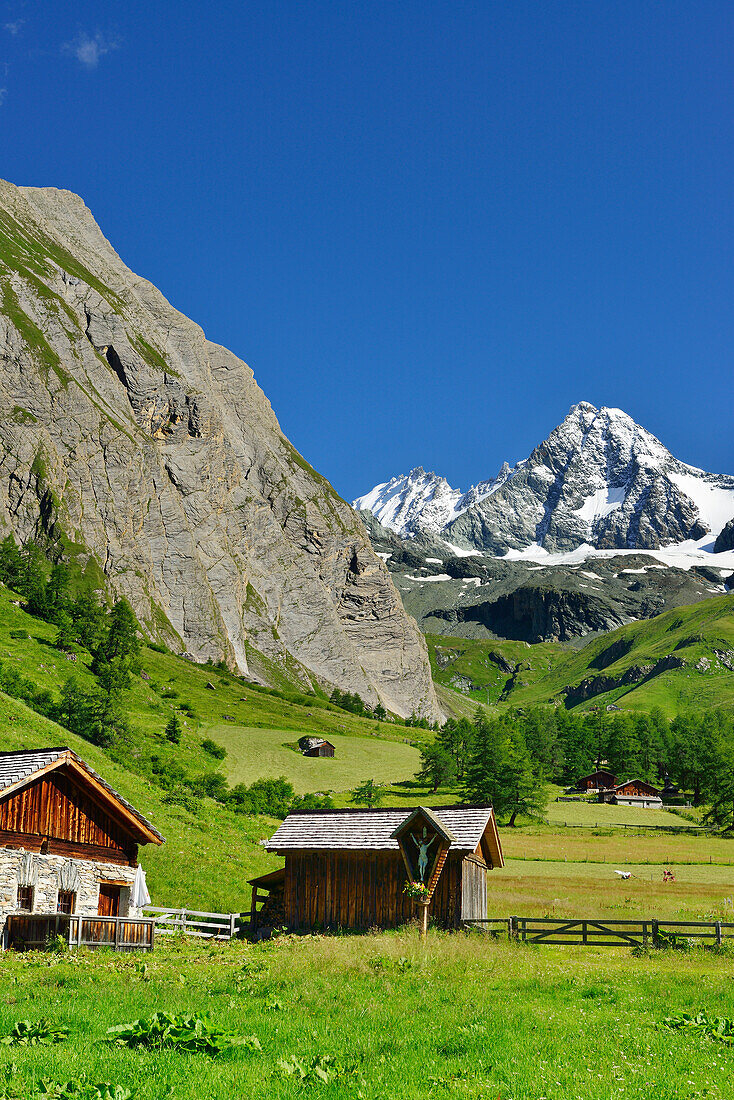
[
  {"xmin": 0, "ymin": 746, "xmax": 164, "ymax": 844},
  {"xmin": 286, "ymin": 803, "xmax": 493, "ymax": 816},
  {"xmin": 0, "ymin": 747, "xmax": 68, "ymax": 757}
]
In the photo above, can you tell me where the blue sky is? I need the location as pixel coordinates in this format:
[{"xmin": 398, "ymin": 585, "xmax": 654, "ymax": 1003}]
[{"xmin": 2, "ymin": 2, "xmax": 732, "ymax": 499}]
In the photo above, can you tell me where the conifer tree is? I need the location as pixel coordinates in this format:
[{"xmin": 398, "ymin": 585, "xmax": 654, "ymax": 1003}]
[{"xmin": 166, "ymin": 712, "xmax": 182, "ymax": 744}]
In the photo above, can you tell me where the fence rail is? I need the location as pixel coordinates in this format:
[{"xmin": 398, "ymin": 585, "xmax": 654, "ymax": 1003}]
[
  {"xmin": 5, "ymin": 913, "xmax": 154, "ymax": 952},
  {"xmin": 143, "ymin": 906, "xmax": 250, "ymax": 940},
  {"xmin": 551, "ymin": 820, "xmax": 708, "ymax": 833},
  {"xmin": 463, "ymin": 915, "xmax": 734, "ymax": 948}
]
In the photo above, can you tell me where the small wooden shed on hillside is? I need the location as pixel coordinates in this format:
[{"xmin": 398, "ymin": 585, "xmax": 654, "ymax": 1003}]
[
  {"xmin": 0, "ymin": 748, "xmax": 164, "ymax": 950},
  {"xmin": 250, "ymin": 805, "xmax": 503, "ymax": 934},
  {"xmin": 601, "ymin": 779, "xmax": 662, "ymax": 808},
  {"xmin": 299, "ymin": 737, "xmax": 336, "ymax": 758}
]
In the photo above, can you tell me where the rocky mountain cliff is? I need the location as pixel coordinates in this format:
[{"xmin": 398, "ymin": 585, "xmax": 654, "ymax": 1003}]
[
  {"xmin": 356, "ymin": 403, "xmax": 734, "ymax": 555},
  {"xmin": 0, "ymin": 180, "xmax": 439, "ymax": 719},
  {"xmin": 360, "ymin": 508, "xmax": 732, "ymax": 644},
  {"xmin": 356, "ymin": 405, "xmax": 734, "ymax": 645}
]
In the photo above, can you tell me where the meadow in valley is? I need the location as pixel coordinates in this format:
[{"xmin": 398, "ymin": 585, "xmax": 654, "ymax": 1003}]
[{"xmin": 1, "ymin": 931, "xmax": 733, "ymax": 1099}]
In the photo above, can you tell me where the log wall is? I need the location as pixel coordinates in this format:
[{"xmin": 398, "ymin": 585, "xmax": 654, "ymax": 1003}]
[{"xmin": 283, "ymin": 851, "xmax": 473, "ymax": 930}]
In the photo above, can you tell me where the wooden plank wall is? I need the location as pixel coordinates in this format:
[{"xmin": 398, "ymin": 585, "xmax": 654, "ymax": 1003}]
[
  {"xmin": 284, "ymin": 852, "xmax": 468, "ymax": 930},
  {"xmin": 0, "ymin": 771, "xmax": 137, "ymax": 862},
  {"xmin": 461, "ymin": 857, "xmax": 488, "ymax": 921}
]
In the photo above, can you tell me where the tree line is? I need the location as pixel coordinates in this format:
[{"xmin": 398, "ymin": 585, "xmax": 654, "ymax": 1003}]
[{"xmin": 417, "ymin": 705, "xmax": 734, "ymax": 829}]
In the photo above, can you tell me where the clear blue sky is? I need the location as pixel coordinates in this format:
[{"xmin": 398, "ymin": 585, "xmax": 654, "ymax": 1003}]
[{"xmin": 2, "ymin": 2, "xmax": 732, "ymax": 498}]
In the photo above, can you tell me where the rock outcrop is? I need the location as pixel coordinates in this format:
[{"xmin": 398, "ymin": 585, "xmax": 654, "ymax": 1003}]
[
  {"xmin": 427, "ymin": 585, "xmax": 627, "ymax": 643},
  {"xmin": 714, "ymin": 518, "xmax": 734, "ymax": 553},
  {"xmin": 0, "ymin": 180, "xmax": 439, "ymax": 719}
]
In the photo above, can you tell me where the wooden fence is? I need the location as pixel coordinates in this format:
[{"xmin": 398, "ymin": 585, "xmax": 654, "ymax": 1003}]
[
  {"xmin": 5, "ymin": 913, "xmax": 154, "ymax": 952},
  {"xmin": 464, "ymin": 915, "xmax": 734, "ymax": 947},
  {"xmin": 551, "ymin": 820, "xmax": 708, "ymax": 833},
  {"xmin": 143, "ymin": 905, "xmax": 250, "ymax": 940}
]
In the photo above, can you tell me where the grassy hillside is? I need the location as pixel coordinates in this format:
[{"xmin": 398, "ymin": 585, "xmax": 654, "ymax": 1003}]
[
  {"xmin": 427, "ymin": 634, "xmax": 566, "ymax": 707},
  {"xmin": 509, "ymin": 592, "xmax": 734, "ymax": 713},
  {"xmin": 427, "ymin": 594, "xmax": 734, "ymax": 714},
  {"xmin": 0, "ymin": 580, "xmax": 425, "ymax": 798},
  {"xmin": 0, "ymin": 692, "xmax": 281, "ymax": 911}
]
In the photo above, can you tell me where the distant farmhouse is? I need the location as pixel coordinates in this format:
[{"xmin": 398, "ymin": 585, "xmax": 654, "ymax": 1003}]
[
  {"xmin": 574, "ymin": 770, "xmax": 616, "ymax": 793},
  {"xmin": 299, "ymin": 736, "xmax": 335, "ymax": 758},
  {"xmin": 0, "ymin": 748, "xmax": 163, "ymax": 950},
  {"xmin": 250, "ymin": 804, "xmax": 503, "ymax": 935},
  {"xmin": 601, "ymin": 779, "xmax": 662, "ymax": 809}
]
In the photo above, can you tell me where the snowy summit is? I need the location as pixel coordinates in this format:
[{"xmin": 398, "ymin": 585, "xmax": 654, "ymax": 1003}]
[{"xmin": 353, "ymin": 402, "xmax": 734, "ymax": 558}]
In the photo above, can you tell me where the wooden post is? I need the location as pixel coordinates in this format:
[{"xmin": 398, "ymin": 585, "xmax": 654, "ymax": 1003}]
[
  {"xmin": 510, "ymin": 915, "xmax": 519, "ymax": 941},
  {"xmin": 652, "ymin": 918, "xmax": 659, "ymax": 948},
  {"xmin": 229, "ymin": 912, "xmax": 236, "ymax": 939},
  {"xmin": 419, "ymin": 902, "xmax": 429, "ymax": 939},
  {"xmin": 716, "ymin": 921, "xmax": 722, "ymax": 947}
]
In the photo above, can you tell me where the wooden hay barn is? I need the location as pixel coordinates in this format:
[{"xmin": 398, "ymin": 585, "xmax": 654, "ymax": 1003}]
[
  {"xmin": 0, "ymin": 748, "xmax": 164, "ymax": 950},
  {"xmin": 251, "ymin": 804, "xmax": 503, "ymax": 934},
  {"xmin": 601, "ymin": 778, "xmax": 662, "ymax": 808},
  {"xmin": 299, "ymin": 737, "xmax": 335, "ymax": 758}
]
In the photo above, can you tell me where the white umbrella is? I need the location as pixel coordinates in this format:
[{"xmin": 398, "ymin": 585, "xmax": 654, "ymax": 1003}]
[{"xmin": 131, "ymin": 864, "xmax": 151, "ymax": 908}]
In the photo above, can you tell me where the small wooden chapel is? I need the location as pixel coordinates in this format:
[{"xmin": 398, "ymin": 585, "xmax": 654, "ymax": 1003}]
[{"xmin": 250, "ymin": 804, "xmax": 503, "ymax": 934}]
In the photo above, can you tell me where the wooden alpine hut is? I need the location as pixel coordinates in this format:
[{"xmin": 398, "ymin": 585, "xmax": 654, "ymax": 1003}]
[
  {"xmin": 250, "ymin": 804, "xmax": 503, "ymax": 935},
  {"xmin": 299, "ymin": 737, "xmax": 336, "ymax": 758},
  {"xmin": 601, "ymin": 778, "xmax": 662, "ymax": 808},
  {"xmin": 0, "ymin": 748, "xmax": 164, "ymax": 950},
  {"xmin": 574, "ymin": 769, "xmax": 616, "ymax": 793}
]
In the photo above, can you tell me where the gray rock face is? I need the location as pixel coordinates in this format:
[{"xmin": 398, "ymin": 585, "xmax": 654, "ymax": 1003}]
[
  {"xmin": 428, "ymin": 584, "xmax": 627, "ymax": 643},
  {"xmin": 0, "ymin": 180, "xmax": 439, "ymax": 719},
  {"xmin": 714, "ymin": 518, "xmax": 734, "ymax": 553}
]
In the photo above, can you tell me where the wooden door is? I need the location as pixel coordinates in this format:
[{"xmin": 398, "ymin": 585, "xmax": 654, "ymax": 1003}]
[
  {"xmin": 460, "ymin": 858, "xmax": 488, "ymax": 921},
  {"xmin": 98, "ymin": 884, "xmax": 121, "ymax": 917}
]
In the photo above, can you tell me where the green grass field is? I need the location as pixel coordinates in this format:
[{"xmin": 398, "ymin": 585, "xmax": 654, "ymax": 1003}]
[
  {"xmin": 2, "ymin": 933, "xmax": 734, "ymax": 1099},
  {"xmin": 208, "ymin": 722, "xmax": 419, "ymax": 793},
  {"xmin": 489, "ymin": 858, "xmax": 734, "ymax": 920},
  {"xmin": 544, "ymin": 796, "xmax": 695, "ymax": 828}
]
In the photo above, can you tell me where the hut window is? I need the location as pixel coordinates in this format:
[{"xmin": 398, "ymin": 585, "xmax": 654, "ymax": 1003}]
[
  {"xmin": 17, "ymin": 885, "xmax": 33, "ymax": 911},
  {"xmin": 57, "ymin": 890, "xmax": 76, "ymax": 914}
]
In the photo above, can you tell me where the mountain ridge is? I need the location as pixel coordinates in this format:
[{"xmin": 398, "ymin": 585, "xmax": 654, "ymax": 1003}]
[{"xmin": 354, "ymin": 402, "xmax": 734, "ymax": 558}]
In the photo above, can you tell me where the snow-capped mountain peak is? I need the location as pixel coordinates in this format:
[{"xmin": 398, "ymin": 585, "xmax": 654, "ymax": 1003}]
[
  {"xmin": 352, "ymin": 463, "xmax": 513, "ymax": 538},
  {"xmin": 353, "ymin": 402, "xmax": 734, "ymax": 556}
]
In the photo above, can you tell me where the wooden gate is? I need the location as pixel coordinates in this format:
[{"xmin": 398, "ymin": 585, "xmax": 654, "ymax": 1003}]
[
  {"xmin": 514, "ymin": 917, "xmax": 649, "ymax": 946},
  {"xmin": 462, "ymin": 916, "xmax": 734, "ymax": 948}
]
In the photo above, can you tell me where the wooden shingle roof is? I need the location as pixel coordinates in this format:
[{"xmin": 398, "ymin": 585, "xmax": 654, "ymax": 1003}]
[
  {"xmin": 0, "ymin": 748, "xmax": 164, "ymax": 844},
  {"xmin": 613, "ymin": 778, "xmax": 661, "ymax": 796},
  {"xmin": 265, "ymin": 805, "xmax": 498, "ymax": 855}
]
